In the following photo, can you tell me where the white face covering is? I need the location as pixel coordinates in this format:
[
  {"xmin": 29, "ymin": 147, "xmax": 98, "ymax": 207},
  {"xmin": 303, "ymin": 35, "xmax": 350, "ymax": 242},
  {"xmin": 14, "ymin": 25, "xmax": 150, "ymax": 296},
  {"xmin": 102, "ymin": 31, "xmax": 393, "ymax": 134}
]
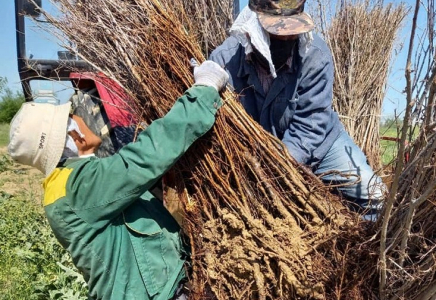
[
  {"xmin": 61, "ymin": 117, "xmax": 85, "ymax": 160},
  {"xmin": 230, "ymin": 6, "xmax": 314, "ymax": 78}
]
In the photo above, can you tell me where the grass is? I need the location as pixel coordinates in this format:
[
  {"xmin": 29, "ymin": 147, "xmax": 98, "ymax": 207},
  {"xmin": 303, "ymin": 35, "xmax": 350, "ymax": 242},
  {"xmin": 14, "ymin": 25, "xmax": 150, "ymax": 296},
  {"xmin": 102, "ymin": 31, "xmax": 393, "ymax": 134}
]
[
  {"xmin": 0, "ymin": 127, "xmax": 87, "ymax": 299},
  {"xmin": 380, "ymin": 125, "xmax": 401, "ymax": 166},
  {"xmin": 379, "ymin": 123, "xmax": 419, "ymax": 167},
  {"xmin": 0, "ymin": 123, "xmax": 9, "ymax": 147},
  {"xmin": 0, "ymin": 185, "xmax": 87, "ymax": 300}
]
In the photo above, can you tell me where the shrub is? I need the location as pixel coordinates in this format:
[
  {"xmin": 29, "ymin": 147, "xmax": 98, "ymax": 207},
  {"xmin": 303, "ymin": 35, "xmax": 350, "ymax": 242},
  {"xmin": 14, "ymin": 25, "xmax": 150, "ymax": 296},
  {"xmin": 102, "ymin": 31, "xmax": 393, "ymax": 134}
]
[{"xmin": 0, "ymin": 89, "xmax": 25, "ymax": 124}]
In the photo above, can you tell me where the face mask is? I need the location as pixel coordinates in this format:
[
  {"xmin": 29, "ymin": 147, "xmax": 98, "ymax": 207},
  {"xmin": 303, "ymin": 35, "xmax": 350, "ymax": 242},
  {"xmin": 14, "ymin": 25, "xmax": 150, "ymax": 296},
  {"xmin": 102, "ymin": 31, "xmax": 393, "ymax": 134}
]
[
  {"xmin": 62, "ymin": 117, "xmax": 85, "ymax": 160},
  {"xmin": 270, "ymin": 38, "xmax": 298, "ymax": 70},
  {"xmin": 252, "ymin": 46, "xmax": 271, "ymax": 70}
]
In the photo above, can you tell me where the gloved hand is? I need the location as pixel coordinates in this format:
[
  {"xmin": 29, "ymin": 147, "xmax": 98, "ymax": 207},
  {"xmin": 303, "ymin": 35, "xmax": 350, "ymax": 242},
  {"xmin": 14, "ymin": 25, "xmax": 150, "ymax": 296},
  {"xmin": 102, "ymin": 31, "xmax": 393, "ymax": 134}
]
[{"xmin": 192, "ymin": 60, "xmax": 229, "ymax": 92}]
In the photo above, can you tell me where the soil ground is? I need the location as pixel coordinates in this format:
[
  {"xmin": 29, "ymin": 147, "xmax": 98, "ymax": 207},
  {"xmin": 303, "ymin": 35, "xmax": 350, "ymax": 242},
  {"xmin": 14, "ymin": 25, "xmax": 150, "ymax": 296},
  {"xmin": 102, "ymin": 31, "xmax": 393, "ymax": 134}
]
[{"xmin": 0, "ymin": 147, "xmax": 44, "ymax": 202}]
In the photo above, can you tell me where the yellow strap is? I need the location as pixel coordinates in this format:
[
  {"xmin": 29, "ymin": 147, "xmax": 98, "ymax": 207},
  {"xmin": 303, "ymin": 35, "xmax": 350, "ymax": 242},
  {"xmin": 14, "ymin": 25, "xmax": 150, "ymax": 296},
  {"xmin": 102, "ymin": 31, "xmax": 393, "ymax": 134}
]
[{"xmin": 43, "ymin": 168, "xmax": 73, "ymax": 206}]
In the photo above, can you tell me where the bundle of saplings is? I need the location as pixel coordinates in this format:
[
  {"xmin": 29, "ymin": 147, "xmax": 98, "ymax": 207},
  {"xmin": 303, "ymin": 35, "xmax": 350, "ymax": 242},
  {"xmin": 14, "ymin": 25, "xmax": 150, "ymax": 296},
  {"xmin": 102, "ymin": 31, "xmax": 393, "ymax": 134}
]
[{"xmin": 31, "ymin": 0, "xmax": 435, "ymax": 299}]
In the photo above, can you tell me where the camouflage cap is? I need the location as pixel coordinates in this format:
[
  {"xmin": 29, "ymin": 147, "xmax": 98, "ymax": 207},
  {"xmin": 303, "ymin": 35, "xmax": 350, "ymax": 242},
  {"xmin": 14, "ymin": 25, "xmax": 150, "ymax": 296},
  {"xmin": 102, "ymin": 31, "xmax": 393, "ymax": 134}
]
[{"xmin": 249, "ymin": 0, "xmax": 314, "ymax": 36}]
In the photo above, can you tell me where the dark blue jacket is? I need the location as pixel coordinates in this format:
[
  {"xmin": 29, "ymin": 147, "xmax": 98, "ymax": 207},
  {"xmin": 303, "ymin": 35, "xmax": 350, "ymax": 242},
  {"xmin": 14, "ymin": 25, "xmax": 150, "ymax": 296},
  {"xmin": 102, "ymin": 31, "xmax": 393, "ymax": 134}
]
[{"xmin": 210, "ymin": 33, "xmax": 343, "ymax": 166}]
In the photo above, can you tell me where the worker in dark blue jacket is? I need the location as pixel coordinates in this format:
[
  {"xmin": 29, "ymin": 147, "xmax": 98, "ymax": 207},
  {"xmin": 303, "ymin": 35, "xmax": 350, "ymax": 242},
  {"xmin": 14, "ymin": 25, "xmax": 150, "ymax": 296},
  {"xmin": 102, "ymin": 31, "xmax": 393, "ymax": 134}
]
[{"xmin": 210, "ymin": 0, "xmax": 385, "ymax": 220}]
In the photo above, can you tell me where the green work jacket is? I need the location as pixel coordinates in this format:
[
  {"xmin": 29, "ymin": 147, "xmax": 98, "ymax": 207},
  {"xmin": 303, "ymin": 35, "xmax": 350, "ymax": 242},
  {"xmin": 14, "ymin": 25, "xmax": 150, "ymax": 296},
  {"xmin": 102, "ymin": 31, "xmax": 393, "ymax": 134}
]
[{"xmin": 42, "ymin": 86, "xmax": 221, "ymax": 300}]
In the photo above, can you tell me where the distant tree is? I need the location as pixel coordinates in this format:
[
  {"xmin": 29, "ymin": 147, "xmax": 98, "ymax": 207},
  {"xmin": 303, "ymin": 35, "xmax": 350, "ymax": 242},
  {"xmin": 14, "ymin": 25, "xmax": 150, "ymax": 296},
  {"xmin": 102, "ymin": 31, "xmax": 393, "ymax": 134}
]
[
  {"xmin": 381, "ymin": 117, "xmax": 402, "ymax": 129},
  {"xmin": 0, "ymin": 78, "xmax": 25, "ymax": 123},
  {"xmin": 0, "ymin": 77, "xmax": 7, "ymax": 93}
]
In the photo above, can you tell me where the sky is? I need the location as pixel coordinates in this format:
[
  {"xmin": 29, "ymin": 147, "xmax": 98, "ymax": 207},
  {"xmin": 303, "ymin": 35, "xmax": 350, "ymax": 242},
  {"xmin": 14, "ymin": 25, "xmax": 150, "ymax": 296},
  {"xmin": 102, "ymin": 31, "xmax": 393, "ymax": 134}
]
[
  {"xmin": 0, "ymin": 0, "xmax": 66, "ymax": 94},
  {"xmin": 0, "ymin": 0, "xmax": 424, "ymax": 118},
  {"xmin": 0, "ymin": 0, "xmax": 27, "ymax": 92}
]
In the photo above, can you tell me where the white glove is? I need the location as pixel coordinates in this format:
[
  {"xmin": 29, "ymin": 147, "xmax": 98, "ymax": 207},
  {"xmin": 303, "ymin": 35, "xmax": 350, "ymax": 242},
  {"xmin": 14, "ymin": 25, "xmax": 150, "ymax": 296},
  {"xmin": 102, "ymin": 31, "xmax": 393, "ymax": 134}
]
[{"xmin": 193, "ymin": 60, "xmax": 229, "ymax": 91}]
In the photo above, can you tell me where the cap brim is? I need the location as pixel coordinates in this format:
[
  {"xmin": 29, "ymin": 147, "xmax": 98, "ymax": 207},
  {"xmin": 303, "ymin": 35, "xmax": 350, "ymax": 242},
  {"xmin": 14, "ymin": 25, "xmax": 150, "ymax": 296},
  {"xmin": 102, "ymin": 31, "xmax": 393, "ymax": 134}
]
[
  {"xmin": 44, "ymin": 102, "xmax": 71, "ymax": 175},
  {"xmin": 8, "ymin": 102, "xmax": 71, "ymax": 176},
  {"xmin": 258, "ymin": 12, "xmax": 314, "ymax": 36}
]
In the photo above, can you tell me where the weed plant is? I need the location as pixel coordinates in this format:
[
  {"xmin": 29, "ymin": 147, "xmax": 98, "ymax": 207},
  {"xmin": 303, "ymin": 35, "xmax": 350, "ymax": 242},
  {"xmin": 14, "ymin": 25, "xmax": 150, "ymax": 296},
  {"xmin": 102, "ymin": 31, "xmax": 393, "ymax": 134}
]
[
  {"xmin": 0, "ymin": 123, "xmax": 10, "ymax": 148},
  {"xmin": 0, "ymin": 155, "xmax": 13, "ymax": 173},
  {"xmin": 0, "ymin": 163, "xmax": 87, "ymax": 299}
]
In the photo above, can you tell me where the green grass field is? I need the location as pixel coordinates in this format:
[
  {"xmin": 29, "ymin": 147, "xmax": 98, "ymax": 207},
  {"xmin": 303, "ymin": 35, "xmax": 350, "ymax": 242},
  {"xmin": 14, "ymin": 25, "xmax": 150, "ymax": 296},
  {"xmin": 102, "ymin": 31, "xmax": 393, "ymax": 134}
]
[
  {"xmin": 380, "ymin": 125, "xmax": 400, "ymax": 166},
  {"xmin": 0, "ymin": 123, "xmax": 87, "ymax": 300},
  {"xmin": 0, "ymin": 123, "xmax": 9, "ymax": 147}
]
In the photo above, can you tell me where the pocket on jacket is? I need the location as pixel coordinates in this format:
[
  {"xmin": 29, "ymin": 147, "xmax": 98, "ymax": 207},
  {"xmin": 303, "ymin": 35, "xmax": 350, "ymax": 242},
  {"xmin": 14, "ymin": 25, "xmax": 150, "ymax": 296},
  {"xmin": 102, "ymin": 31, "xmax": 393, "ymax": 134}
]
[
  {"xmin": 124, "ymin": 212, "xmax": 167, "ymax": 297},
  {"xmin": 272, "ymin": 96, "xmax": 298, "ymax": 137},
  {"xmin": 123, "ymin": 203, "xmax": 186, "ymax": 298}
]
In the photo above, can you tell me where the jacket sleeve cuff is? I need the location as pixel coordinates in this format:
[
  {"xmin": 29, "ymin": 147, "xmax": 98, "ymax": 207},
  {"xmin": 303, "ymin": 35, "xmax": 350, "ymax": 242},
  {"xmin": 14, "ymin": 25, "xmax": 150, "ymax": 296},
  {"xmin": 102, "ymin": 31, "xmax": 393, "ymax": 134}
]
[
  {"xmin": 285, "ymin": 143, "xmax": 309, "ymax": 165},
  {"xmin": 184, "ymin": 85, "xmax": 222, "ymax": 115}
]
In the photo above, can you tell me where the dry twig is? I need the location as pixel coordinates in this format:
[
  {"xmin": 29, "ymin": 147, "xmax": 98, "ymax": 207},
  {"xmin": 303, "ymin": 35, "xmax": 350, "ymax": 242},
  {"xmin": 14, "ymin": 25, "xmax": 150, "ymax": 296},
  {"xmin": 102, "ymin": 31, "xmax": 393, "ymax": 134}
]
[{"xmin": 35, "ymin": 0, "xmax": 374, "ymax": 298}]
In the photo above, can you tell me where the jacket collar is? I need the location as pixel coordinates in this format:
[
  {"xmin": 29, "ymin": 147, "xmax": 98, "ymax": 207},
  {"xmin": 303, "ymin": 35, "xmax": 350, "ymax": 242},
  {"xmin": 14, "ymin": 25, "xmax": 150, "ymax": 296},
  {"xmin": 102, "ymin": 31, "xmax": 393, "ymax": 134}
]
[
  {"xmin": 236, "ymin": 44, "xmax": 300, "ymax": 101},
  {"xmin": 58, "ymin": 154, "xmax": 96, "ymax": 168},
  {"xmin": 237, "ymin": 48, "xmax": 266, "ymax": 97}
]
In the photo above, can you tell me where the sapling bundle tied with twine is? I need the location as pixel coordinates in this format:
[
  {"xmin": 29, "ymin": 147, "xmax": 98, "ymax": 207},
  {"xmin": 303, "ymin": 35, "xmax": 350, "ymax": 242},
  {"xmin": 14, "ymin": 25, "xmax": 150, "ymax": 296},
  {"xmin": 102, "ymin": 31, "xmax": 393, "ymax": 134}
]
[
  {"xmin": 311, "ymin": 1, "xmax": 436, "ymax": 298},
  {"xmin": 37, "ymin": 0, "xmax": 377, "ymax": 299},
  {"xmin": 323, "ymin": 2, "xmax": 407, "ymax": 169},
  {"xmin": 377, "ymin": 20, "xmax": 436, "ymax": 295},
  {"xmin": 383, "ymin": 130, "xmax": 436, "ymax": 299}
]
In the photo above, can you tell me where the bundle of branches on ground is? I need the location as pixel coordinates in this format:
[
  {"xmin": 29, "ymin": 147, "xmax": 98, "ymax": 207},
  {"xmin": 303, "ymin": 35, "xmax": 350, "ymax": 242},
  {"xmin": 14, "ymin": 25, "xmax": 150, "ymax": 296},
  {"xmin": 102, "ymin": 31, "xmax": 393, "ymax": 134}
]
[
  {"xmin": 320, "ymin": 0, "xmax": 407, "ymax": 169},
  {"xmin": 382, "ymin": 130, "xmax": 436, "ymax": 299},
  {"xmin": 36, "ymin": 0, "xmax": 378, "ymax": 299},
  {"xmin": 375, "ymin": 128, "xmax": 436, "ymax": 300},
  {"xmin": 374, "ymin": 0, "xmax": 436, "ymax": 297}
]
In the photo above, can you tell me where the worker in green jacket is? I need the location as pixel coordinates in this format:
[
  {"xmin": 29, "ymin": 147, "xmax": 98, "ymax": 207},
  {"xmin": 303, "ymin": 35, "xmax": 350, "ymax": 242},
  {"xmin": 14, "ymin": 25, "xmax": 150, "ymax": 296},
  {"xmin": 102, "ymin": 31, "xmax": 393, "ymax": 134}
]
[{"xmin": 7, "ymin": 60, "xmax": 229, "ymax": 300}]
